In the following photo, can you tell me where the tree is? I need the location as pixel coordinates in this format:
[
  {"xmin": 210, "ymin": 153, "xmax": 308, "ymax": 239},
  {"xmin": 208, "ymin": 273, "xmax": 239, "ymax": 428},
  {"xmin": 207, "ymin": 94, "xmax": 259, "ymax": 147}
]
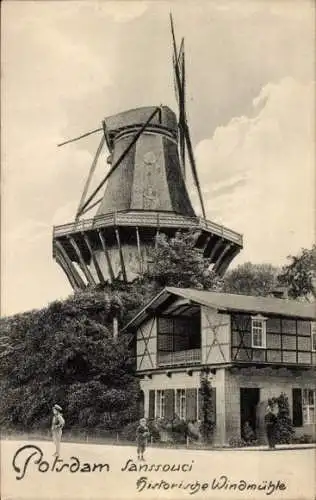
[
  {"xmin": 223, "ymin": 262, "xmax": 280, "ymax": 296},
  {"xmin": 144, "ymin": 230, "xmax": 223, "ymax": 290},
  {"xmin": 199, "ymin": 373, "xmax": 215, "ymax": 443},
  {"xmin": 277, "ymin": 245, "xmax": 316, "ymax": 300},
  {"xmin": 0, "ymin": 294, "xmax": 139, "ymax": 432}
]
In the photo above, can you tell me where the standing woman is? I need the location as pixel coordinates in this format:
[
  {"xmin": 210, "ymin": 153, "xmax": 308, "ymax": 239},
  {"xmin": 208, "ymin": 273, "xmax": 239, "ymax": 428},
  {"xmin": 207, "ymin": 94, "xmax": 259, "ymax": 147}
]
[
  {"xmin": 51, "ymin": 404, "xmax": 65, "ymax": 456},
  {"xmin": 264, "ymin": 402, "xmax": 277, "ymax": 449}
]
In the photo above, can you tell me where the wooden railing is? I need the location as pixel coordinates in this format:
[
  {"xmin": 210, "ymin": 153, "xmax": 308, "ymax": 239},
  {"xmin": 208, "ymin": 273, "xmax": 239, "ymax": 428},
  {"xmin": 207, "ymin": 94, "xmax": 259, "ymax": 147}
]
[
  {"xmin": 53, "ymin": 211, "xmax": 243, "ymax": 246},
  {"xmin": 157, "ymin": 349, "xmax": 201, "ymax": 367}
]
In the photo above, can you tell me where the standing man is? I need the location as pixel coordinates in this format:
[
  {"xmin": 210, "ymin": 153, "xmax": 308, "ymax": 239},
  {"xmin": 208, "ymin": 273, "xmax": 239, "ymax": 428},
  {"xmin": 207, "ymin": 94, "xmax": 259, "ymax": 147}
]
[
  {"xmin": 264, "ymin": 402, "xmax": 277, "ymax": 449},
  {"xmin": 51, "ymin": 404, "xmax": 65, "ymax": 456}
]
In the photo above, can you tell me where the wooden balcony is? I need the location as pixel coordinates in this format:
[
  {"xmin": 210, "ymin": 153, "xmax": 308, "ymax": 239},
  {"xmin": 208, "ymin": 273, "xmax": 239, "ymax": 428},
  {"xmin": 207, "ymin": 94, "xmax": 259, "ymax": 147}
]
[
  {"xmin": 157, "ymin": 348, "xmax": 201, "ymax": 367},
  {"xmin": 53, "ymin": 210, "xmax": 243, "ymax": 247}
]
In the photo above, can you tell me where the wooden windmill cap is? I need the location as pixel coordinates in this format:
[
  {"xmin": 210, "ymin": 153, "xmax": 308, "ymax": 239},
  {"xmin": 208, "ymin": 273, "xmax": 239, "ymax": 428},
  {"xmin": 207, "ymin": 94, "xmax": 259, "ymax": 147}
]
[{"xmin": 104, "ymin": 106, "xmax": 177, "ymax": 136}]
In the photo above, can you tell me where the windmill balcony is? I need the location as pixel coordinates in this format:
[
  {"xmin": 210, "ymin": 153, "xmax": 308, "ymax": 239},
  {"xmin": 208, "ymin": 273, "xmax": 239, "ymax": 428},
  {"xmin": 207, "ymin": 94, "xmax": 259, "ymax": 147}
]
[
  {"xmin": 53, "ymin": 210, "xmax": 243, "ymax": 246},
  {"xmin": 157, "ymin": 348, "xmax": 201, "ymax": 367}
]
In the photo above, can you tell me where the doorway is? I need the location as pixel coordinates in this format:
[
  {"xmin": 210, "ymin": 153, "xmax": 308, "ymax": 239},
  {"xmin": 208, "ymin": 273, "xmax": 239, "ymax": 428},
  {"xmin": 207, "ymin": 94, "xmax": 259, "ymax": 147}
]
[{"xmin": 240, "ymin": 388, "xmax": 260, "ymax": 439}]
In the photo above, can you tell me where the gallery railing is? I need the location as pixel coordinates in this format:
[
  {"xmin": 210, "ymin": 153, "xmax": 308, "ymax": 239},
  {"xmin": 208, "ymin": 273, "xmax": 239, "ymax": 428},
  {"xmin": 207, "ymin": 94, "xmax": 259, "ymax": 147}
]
[
  {"xmin": 53, "ymin": 210, "xmax": 243, "ymax": 246},
  {"xmin": 157, "ymin": 348, "xmax": 201, "ymax": 367}
]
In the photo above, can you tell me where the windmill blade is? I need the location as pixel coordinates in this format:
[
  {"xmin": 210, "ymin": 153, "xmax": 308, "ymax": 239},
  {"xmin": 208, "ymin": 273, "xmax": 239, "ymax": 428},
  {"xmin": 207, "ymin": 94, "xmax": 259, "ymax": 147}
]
[
  {"xmin": 177, "ymin": 38, "xmax": 184, "ymax": 77},
  {"xmin": 170, "ymin": 14, "xmax": 186, "ymax": 176},
  {"xmin": 170, "ymin": 14, "xmax": 183, "ymax": 111},
  {"xmin": 57, "ymin": 127, "xmax": 103, "ymax": 147},
  {"xmin": 75, "ymin": 134, "xmax": 106, "ymax": 220},
  {"xmin": 80, "ymin": 196, "xmax": 103, "ymax": 217},
  {"xmin": 170, "ymin": 14, "xmax": 206, "ymax": 217},
  {"xmin": 172, "ymin": 55, "xmax": 180, "ymax": 107},
  {"xmin": 170, "ymin": 13, "xmax": 178, "ymax": 65},
  {"xmin": 183, "ymin": 119, "xmax": 206, "ymax": 219},
  {"xmin": 179, "ymin": 39, "xmax": 186, "ymax": 174}
]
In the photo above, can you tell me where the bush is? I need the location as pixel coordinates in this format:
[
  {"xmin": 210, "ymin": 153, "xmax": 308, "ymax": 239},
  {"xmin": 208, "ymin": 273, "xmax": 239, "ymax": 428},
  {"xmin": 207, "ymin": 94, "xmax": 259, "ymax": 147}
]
[
  {"xmin": 172, "ymin": 417, "xmax": 188, "ymax": 435},
  {"xmin": 171, "ymin": 417, "xmax": 188, "ymax": 443},
  {"xmin": 229, "ymin": 437, "xmax": 247, "ymax": 448},
  {"xmin": 120, "ymin": 421, "xmax": 139, "ymax": 442},
  {"xmin": 149, "ymin": 417, "xmax": 188, "ymax": 443},
  {"xmin": 147, "ymin": 420, "xmax": 161, "ymax": 442},
  {"xmin": 292, "ymin": 434, "xmax": 313, "ymax": 444},
  {"xmin": 274, "ymin": 393, "xmax": 295, "ymax": 444},
  {"xmin": 229, "ymin": 436, "xmax": 260, "ymax": 448}
]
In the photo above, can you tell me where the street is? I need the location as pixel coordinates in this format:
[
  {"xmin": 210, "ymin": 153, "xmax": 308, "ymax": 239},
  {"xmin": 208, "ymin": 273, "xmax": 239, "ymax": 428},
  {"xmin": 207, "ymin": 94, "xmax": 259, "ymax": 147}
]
[{"xmin": 1, "ymin": 439, "xmax": 315, "ymax": 500}]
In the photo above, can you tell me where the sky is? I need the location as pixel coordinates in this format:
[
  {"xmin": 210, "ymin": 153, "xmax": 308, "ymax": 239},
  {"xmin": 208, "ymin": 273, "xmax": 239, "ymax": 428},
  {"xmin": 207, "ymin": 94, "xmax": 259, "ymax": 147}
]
[{"xmin": 1, "ymin": 0, "xmax": 315, "ymax": 316}]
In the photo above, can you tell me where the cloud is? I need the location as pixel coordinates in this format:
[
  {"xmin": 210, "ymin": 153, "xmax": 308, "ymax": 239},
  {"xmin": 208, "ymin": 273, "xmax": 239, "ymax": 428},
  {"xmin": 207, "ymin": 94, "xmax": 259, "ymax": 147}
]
[
  {"xmin": 98, "ymin": 1, "xmax": 149, "ymax": 23},
  {"xmin": 194, "ymin": 77, "xmax": 315, "ymax": 266},
  {"xmin": 2, "ymin": 2, "xmax": 314, "ymax": 315}
]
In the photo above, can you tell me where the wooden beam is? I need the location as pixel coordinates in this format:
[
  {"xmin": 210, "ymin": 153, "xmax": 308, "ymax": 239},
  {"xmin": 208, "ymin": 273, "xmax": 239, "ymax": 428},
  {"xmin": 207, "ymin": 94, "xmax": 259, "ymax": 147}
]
[
  {"xmin": 55, "ymin": 252, "xmax": 81, "ymax": 291},
  {"xmin": 183, "ymin": 120, "xmax": 206, "ymax": 218},
  {"xmin": 83, "ymin": 233, "xmax": 105, "ymax": 284},
  {"xmin": 54, "ymin": 240, "xmax": 86, "ymax": 289},
  {"xmin": 102, "ymin": 120, "xmax": 113, "ymax": 153},
  {"xmin": 201, "ymin": 234, "xmax": 211, "ymax": 253},
  {"xmin": 217, "ymin": 246, "xmax": 241, "ymax": 276},
  {"xmin": 180, "ymin": 39, "xmax": 186, "ymax": 177},
  {"xmin": 98, "ymin": 229, "xmax": 115, "ymax": 282},
  {"xmin": 68, "ymin": 236, "xmax": 96, "ymax": 286},
  {"xmin": 115, "ymin": 228, "xmax": 127, "ymax": 282},
  {"xmin": 213, "ymin": 243, "xmax": 232, "ymax": 274},
  {"xmin": 57, "ymin": 127, "xmax": 103, "ymax": 147},
  {"xmin": 76, "ymin": 135, "xmax": 105, "ymax": 220},
  {"xmin": 79, "ymin": 196, "xmax": 102, "ymax": 217},
  {"xmin": 208, "ymin": 237, "xmax": 224, "ymax": 263},
  {"xmin": 136, "ymin": 227, "xmax": 142, "ymax": 275}
]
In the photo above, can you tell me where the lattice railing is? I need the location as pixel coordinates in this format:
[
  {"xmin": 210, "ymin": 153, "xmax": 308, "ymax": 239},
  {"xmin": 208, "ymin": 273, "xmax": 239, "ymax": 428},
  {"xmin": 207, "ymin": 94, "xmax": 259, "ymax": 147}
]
[
  {"xmin": 157, "ymin": 349, "xmax": 201, "ymax": 367},
  {"xmin": 53, "ymin": 211, "xmax": 243, "ymax": 245}
]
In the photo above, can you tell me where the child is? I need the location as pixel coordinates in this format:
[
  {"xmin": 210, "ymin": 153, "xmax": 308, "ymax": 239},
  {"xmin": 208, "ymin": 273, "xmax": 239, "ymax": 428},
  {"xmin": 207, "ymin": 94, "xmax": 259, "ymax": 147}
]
[
  {"xmin": 136, "ymin": 418, "xmax": 150, "ymax": 461},
  {"xmin": 51, "ymin": 404, "xmax": 65, "ymax": 456}
]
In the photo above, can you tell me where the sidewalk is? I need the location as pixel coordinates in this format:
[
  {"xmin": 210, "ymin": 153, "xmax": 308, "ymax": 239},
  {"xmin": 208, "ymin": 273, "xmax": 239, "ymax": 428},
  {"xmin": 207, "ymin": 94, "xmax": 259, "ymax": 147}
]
[
  {"xmin": 2, "ymin": 432, "xmax": 315, "ymax": 451},
  {"xmin": 213, "ymin": 443, "xmax": 316, "ymax": 451}
]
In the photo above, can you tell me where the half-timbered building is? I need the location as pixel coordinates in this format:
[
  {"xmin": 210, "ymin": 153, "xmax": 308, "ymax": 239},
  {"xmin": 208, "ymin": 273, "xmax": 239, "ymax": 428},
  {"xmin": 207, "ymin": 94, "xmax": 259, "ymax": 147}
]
[{"xmin": 124, "ymin": 287, "xmax": 316, "ymax": 445}]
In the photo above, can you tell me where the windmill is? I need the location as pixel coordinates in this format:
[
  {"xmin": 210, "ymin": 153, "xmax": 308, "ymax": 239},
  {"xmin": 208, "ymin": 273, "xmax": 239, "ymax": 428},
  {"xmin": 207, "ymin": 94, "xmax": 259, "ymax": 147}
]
[{"xmin": 52, "ymin": 15, "xmax": 243, "ymax": 289}]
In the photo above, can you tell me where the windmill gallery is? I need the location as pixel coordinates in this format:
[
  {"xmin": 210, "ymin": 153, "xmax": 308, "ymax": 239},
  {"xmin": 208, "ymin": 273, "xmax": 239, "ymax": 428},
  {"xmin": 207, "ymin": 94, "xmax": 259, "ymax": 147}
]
[{"xmin": 53, "ymin": 16, "xmax": 316, "ymax": 446}]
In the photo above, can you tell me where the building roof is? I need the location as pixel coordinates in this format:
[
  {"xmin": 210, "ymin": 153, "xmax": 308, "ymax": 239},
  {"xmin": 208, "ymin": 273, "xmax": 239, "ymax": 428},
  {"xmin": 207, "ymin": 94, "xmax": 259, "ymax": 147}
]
[{"xmin": 124, "ymin": 287, "xmax": 316, "ymax": 330}]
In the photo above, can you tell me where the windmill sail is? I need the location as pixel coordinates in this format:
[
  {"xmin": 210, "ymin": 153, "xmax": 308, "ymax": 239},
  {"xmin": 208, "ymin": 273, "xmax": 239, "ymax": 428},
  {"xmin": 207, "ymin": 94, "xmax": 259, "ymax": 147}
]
[{"xmin": 170, "ymin": 13, "xmax": 206, "ymax": 218}]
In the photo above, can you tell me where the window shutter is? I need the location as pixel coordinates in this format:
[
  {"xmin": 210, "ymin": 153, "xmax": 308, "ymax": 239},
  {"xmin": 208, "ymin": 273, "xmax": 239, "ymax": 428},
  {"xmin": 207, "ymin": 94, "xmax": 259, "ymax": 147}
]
[
  {"xmin": 186, "ymin": 388, "xmax": 197, "ymax": 421},
  {"xmin": 148, "ymin": 390, "xmax": 155, "ymax": 419},
  {"xmin": 292, "ymin": 388, "xmax": 303, "ymax": 427},
  {"xmin": 164, "ymin": 389, "xmax": 175, "ymax": 419}
]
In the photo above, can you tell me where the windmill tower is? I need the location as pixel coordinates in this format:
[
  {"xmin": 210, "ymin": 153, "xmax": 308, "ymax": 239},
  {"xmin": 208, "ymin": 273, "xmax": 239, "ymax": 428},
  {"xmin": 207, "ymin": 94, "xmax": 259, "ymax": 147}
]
[{"xmin": 52, "ymin": 16, "xmax": 243, "ymax": 290}]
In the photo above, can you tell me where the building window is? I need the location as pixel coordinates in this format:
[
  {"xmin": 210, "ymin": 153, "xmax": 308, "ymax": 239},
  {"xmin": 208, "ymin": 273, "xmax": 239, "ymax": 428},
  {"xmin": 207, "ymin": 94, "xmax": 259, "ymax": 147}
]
[
  {"xmin": 302, "ymin": 389, "xmax": 315, "ymax": 424},
  {"xmin": 175, "ymin": 389, "xmax": 186, "ymax": 419},
  {"xmin": 251, "ymin": 315, "xmax": 267, "ymax": 348},
  {"xmin": 156, "ymin": 390, "xmax": 165, "ymax": 418},
  {"xmin": 311, "ymin": 322, "xmax": 316, "ymax": 352}
]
